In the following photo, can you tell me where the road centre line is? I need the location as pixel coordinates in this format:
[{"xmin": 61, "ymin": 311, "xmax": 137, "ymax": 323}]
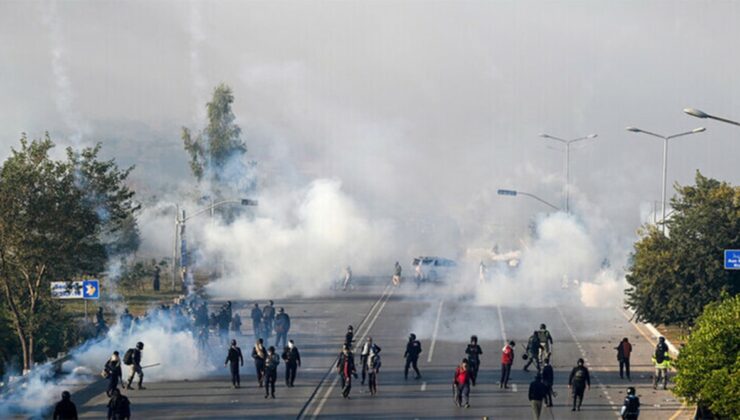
[
  {"xmin": 497, "ymin": 304, "xmax": 507, "ymax": 343},
  {"xmin": 427, "ymin": 300, "xmax": 444, "ymax": 363}
]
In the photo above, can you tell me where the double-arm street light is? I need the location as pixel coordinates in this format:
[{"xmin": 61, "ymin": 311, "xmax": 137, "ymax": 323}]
[
  {"xmin": 625, "ymin": 126, "xmax": 705, "ymax": 233},
  {"xmin": 539, "ymin": 133, "xmax": 598, "ymax": 213},
  {"xmin": 497, "ymin": 189, "xmax": 560, "ymax": 211},
  {"xmin": 171, "ymin": 198, "xmax": 258, "ymax": 290},
  {"xmin": 684, "ymin": 108, "xmax": 740, "ymax": 127}
]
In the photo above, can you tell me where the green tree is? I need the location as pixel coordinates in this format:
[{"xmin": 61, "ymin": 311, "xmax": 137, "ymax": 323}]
[
  {"xmin": 0, "ymin": 134, "xmax": 135, "ymax": 371},
  {"xmin": 673, "ymin": 294, "xmax": 740, "ymax": 418},
  {"xmin": 182, "ymin": 83, "xmax": 247, "ymax": 183},
  {"xmin": 625, "ymin": 172, "xmax": 740, "ymax": 327}
]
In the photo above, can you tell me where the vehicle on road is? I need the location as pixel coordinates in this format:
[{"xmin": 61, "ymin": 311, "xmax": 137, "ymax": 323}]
[{"xmin": 412, "ymin": 256, "xmax": 457, "ymax": 283}]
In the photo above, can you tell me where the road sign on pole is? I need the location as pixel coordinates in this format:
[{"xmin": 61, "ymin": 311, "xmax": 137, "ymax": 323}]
[
  {"xmin": 725, "ymin": 250, "xmax": 740, "ymax": 270},
  {"xmin": 82, "ymin": 279, "xmax": 100, "ymax": 299},
  {"xmin": 51, "ymin": 281, "xmax": 84, "ymax": 299}
]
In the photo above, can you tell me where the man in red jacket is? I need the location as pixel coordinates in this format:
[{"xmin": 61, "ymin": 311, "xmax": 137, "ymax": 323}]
[
  {"xmin": 453, "ymin": 359, "xmax": 471, "ymax": 408},
  {"xmin": 500, "ymin": 340, "xmax": 515, "ymax": 389},
  {"xmin": 615, "ymin": 337, "xmax": 632, "ymax": 380}
]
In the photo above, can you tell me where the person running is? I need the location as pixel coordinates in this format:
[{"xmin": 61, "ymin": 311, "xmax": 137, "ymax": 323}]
[
  {"xmin": 568, "ymin": 358, "xmax": 591, "ymax": 411},
  {"xmin": 500, "ymin": 340, "xmax": 515, "ymax": 389},
  {"xmin": 542, "ymin": 358, "xmax": 555, "ymax": 407},
  {"xmin": 652, "ymin": 347, "xmax": 671, "ymax": 390},
  {"xmin": 616, "ymin": 337, "xmax": 633, "ymax": 380},
  {"xmin": 529, "ymin": 373, "xmax": 549, "ymax": 419},
  {"xmin": 404, "ymin": 333, "xmax": 423, "ymax": 380},
  {"xmin": 104, "ymin": 351, "xmax": 123, "ymax": 397},
  {"xmin": 252, "ymin": 338, "xmax": 267, "ymax": 388},
  {"xmin": 106, "ymin": 388, "xmax": 131, "ymax": 420},
  {"xmin": 125, "ymin": 342, "xmax": 145, "ymax": 390},
  {"xmin": 224, "ymin": 339, "xmax": 244, "ymax": 388},
  {"xmin": 281, "ymin": 340, "xmax": 301, "ymax": 387},
  {"xmin": 367, "ymin": 344, "xmax": 381, "ymax": 396},
  {"xmin": 336, "ymin": 344, "xmax": 357, "ymax": 399},
  {"xmin": 53, "ymin": 391, "xmax": 78, "ymax": 420},
  {"xmin": 620, "ymin": 386, "xmax": 641, "ymax": 419},
  {"xmin": 453, "ymin": 358, "xmax": 471, "ymax": 408},
  {"xmin": 264, "ymin": 346, "xmax": 280, "ymax": 399},
  {"xmin": 465, "ymin": 335, "xmax": 483, "ymax": 386}
]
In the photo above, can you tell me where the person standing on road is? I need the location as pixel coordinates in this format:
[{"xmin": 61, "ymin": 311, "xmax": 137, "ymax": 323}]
[
  {"xmin": 652, "ymin": 348, "xmax": 671, "ymax": 390},
  {"xmin": 393, "ymin": 261, "xmax": 402, "ymax": 286},
  {"xmin": 262, "ymin": 300, "xmax": 276, "ymax": 343},
  {"xmin": 337, "ymin": 344, "xmax": 357, "ymax": 399},
  {"xmin": 453, "ymin": 358, "xmax": 471, "ymax": 408},
  {"xmin": 479, "ymin": 261, "xmax": 487, "ymax": 284},
  {"xmin": 465, "ymin": 335, "xmax": 483, "ymax": 386},
  {"xmin": 274, "ymin": 307, "xmax": 291, "ymax": 349},
  {"xmin": 106, "ymin": 388, "xmax": 131, "ymax": 420},
  {"xmin": 345, "ymin": 325, "xmax": 354, "ymax": 348},
  {"xmin": 361, "ymin": 337, "xmax": 381, "ymax": 385},
  {"xmin": 655, "ymin": 336, "xmax": 669, "ymax": 355},
  {"xmin": 404, "ymin": 333, "xmax": 423, "ymax": 380},
  {"xmin": 104, "ymin": 351, "xmax": 123, "ymax": 397},
  {"xmin": 125, "ymin": 342, "xmax": 145, "ymax": 390},
  {"xmin": 252, "ymin": 338, "xmax": 267, "ymax": 387},
  {"xmin": 96, "ymin": 307, "xmax": 108, "ymax": 337},
  {"xmin": 620, "ymin": 386, "xmax": 640, "ymax": 419},
  {"xmin": 367, "ymin": 344, "xmax": 381, "ymax": 396},
  {"xmin": 529, "ymin": 373, "xmax": 549, "ymax": 419},
  {"xmin": 120, "ymin": 309, "xmax": 133, "ymax": 336},
  {"xmin": 225, "ymin": 339, "xmax": 244, "ymax": 388},
  {"xmin": 281, "ymin": 339, "xmax": 301, "ymax": 387},
  {"xmin": 264, "ymin": 346, "xmax": 280, "ymax": 399},
  {"xmin": 615, "ymin": 337, "xmax": 633, "ymax": 380},
  {"xmin": 568, "ymin": 358, "xmax": 591, "ymax": 411},
  {"xmin": 537, "ymin": 324, "xmax": 553, "ymax": 358},
  {"xmin": 231, "ymin": 312, "xmax": 242, "ymax": 337},
  {"xmin": 53, "ymin": 390, "xmax": 78, "ymax": 420},
  {"xmin": 523, "ymin": 331, "xmax": 541, "ymax": 372},
  {"xmin": 500, "ymin": 340, "xmax": 515, "ymax": 389},
  {"xmin": 542, "ymin": 358, "xmax": 555, "ymax": 407},
  {"xmin": 342, "ymin": 265, "xmax": 353, "ymax": 290},
  {"xmin": 250, "ymin": 303, "xmax": 263, "ymax": 340}
]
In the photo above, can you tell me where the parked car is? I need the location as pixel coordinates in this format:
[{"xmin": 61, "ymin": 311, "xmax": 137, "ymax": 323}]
[{"xmin": 412, "ymin": 256, "xmax": 457, "ymax": 282}]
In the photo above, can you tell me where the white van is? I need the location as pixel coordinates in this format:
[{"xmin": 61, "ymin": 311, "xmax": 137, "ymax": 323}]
[{"xmin": 412, "ymin": 256, "xmax": 457, "ymax": 282}]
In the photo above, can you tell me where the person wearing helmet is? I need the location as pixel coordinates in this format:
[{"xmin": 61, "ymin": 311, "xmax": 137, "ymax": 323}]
[
  {"xmin": 53, "ymin": 390, "xmax": 78, "ymax": 420},
  {"xmin": 568, "ymin": 358, "xmax": 591, "ymax": 411},
  {"xmin": 620, "ymin": 386, "xmax": 640, "ymax": 419},
  {"xmin": 224, "ymin": 339, "xmax": 244, "ymax": 388},
  {"xmin": 464, "ymin": 335, "xmax": 483, "ymax": 386},
  {"xmin": 536, "ymin": 324, "xmax": 553, "ymax": 360},
  {"xmin": 404, "ymin": 333, "xmax": 423, "ymax": 380},
  {"xmin": 126, "ymin": 342, "xmax": 145, "ymax": 390}
]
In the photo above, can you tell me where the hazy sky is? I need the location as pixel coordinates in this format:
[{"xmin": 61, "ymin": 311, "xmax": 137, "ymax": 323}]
[{"xmin": 1, "ymin": 0, "xmax": 739, "ymax": 246}]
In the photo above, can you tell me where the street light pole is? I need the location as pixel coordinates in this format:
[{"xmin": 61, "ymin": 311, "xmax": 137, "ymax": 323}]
[
  {"xmin": 497, "ymin": 189, "xmax": 560, "ymax": 211},
  {"xmin": 626, "ymin": 126, "xmax": 706, "ymax": 233},
  {"xmin": 539, "ymin": 133, "xmax": 598, "ymax": 213},
  {"xmin": 684, "ymin": 107, "xmax": 740, "ymax": 127}
]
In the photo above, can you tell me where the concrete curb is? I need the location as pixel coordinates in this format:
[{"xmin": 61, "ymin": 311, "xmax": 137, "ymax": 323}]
[{"xmin": 623, "ymin": 308, "xmax": 680, "ymax": 355}]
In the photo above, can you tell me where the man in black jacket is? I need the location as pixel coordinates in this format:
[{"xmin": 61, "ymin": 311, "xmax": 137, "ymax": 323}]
[
  {"xmin": 282, "ymin": 340, "xmax": 301, "ymax": 387},
  {"xmin": 53, "ymin": 391, "xmax": 78, "ymax": 420},
  {"xmin": 404, "ymin": 333, "xmax": 422, "ymax": 380},
  {"xmin": 274, "ymin": 308, "xmax": 291, "ymax": 349},
  {"xmin": 464, "ymin": 335, "xmax": 482, "ymax": 386},
  {"xmin": 529, "ymin": 374, "xmax": 549, "ymax": 419},
  {"xmin": 264, "ymin": 346, "xmax": 280, "ymax": 399},
  {"xmin": 126, "ymin": 342, "xmax": 145, "ymax": 390},
  {"xmin": 106, "ymin": 388, "xmax": 131, "ymax": 420},
  {"xmin": 224, "ymin": 339, "xmax": 244, "ymax": 388},
  {"xmin": 250, "ymin": 303, "xmax": 263, "ymax": 340},
  {"xmin": 336, "ymin": 344, "xmax": 356, "ymax": 398},
  {"xmin": 542, "ymin": 358, "xmax": 555, "ymax": 407},
  {"xmin": 104, "ymin": 351, "xmax": 123, "ymax": 397},
  {"xmin": 568, "ymin": 358, "xmax": 591, "ymax": 411}
]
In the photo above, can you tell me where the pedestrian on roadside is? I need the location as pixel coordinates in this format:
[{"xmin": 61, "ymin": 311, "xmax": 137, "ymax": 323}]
[
  {"xmin": 336, "ymin": 344, "xmax": 357, "ymax": 399},
  {"xmin": 465, "ymin": 335, "xmax": 483, "ymax": 386},
  {"xmin": 542, "ymin": 358, "xmax": 555, "ymax": 407},
  {"xmin": 404, "ymin": 333, "xmax": 423, "ymax": 380},
  {"xmin": 252, "ymin": 338, "xmax": 266, "ymax": 388},
  {"xmin": 652, "ymin": 348, "xmax": 671, "ymax": 390},
  {"xmin": 104, "ymin": 351, "xmax": 123, "ymax": 397},
  {"xmin": 500, "ymin": 340, "xmax": 515, "ymax": 389},
  {"xmin": 529, "ymin": 373, "xmax": 549, "ymax": 419},
  {"xmin": 453, "ymin": 358, "xmax": 471, "ymax": 408},
  {"xmin": 106, "ymin": 388, "xmax": 131, "ymax": 420},
  {"xmin": 615, "ymin": 337, "xmax": 633, "ymax": 380},
  {"xmin": 52, "ymin": 390, "xmax": 78, "ymax": 420},
  {"xmin": 250, "ymin": 303, "xmax": 262, "ymax": 340},
  {"xmin": 281, "ymin": 339, "xmax": 301, "ymax": 387},
  {"xmin": 224, "ymin": 339, "xmax": 244, "ymax": 388},
  {"xmin": 274, "ymin": 307, "xmax": 291, "ymax": 349},
  {"xmin": 367, "ymin": 344, "xmax": 381, "ymax": 396},
  {"xmin": 620, "ymin": 386, "xmax": 640, "ymax": 419},
  {"xmin": 264, "ymin": 346, "xmax": 280, "ymax": 399},
  {"xmin": 568, "ymin": 358, "xmax": 591, "ymax": 411}
]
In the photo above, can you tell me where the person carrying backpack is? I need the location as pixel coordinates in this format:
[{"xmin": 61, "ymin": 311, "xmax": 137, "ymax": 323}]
[
  {"xmin": 124, "ymin": 342, "xmax": 145, "ymax": 390},
  {"xmin": 652, "ymin": 348, "xmax": 671, "ymax": 390},
  {"xmin": 621, "ymin": 386, "xmax": 640, "ymax": 419},
  {"xmin": 568, "ymin": 358, "xmax": 591, "ymax": 411}
]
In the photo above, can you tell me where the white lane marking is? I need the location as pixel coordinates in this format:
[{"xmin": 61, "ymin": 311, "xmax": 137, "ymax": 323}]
[
  {"xmin": 311, "ymin": 286, "xmax": 395, "ymax": 419},
  {"xmin": 427, "ymin": 300, "xmax": 444, "ymax": 363},
  {"xmin": 497, "ymin": 304, "xmax": 507, "ymax": 342},
  {"xmin": 421, "ymin": 381, "xmax": 427, "ymax": 391},
  {"xmin": 512, "ymin": 383, "xmax": 518, "ymax": 393},
  {"xmin": 556, "ymin": 307, "xmax": 620, "ymax": 418}
]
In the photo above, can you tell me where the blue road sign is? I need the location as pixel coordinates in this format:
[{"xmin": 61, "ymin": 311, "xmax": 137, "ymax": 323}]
[
  {"xmin": 82, "ymin": 279, "xmax": 100, "ymax": 299},
  {"xmin": 725, "ymin": 250, "xmax": 740, "ymax": 270}
]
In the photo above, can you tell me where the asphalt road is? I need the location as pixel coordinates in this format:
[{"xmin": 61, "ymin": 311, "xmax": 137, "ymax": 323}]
[{"xmin": 73, "ymin": 279, "xmax": 691, "ymax": 419}]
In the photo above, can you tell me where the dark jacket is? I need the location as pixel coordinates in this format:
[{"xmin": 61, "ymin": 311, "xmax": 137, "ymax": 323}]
[
  {"xmin": 528, "ymin": 380, "xmax": 549, "ymax": 401},
  {"xmin": 53, "ymin": 398, "xmax": 78, "ymax": 420},
  {"xmin": 252, "ymin": 345, "xmax": 266, "ymax": 364},
  {"xmin": 282, "ymin": 346, "xmax": 301, "ymax": 365},
  {"xmin": 264, "ymin": 353, "xmax": 280, "ymax": 373},
  {"xmin": 405, "ymin": 340, "xmax": 422, "ymax": 360},
  {"xmin": 225, "ymin": 346, "xmax": 244, "ymax": 365},
  {"xmin": 527, "ymin": 334, "xmax": 541, "ymax": 355},
  {"xmin": 107, "ymin": 395, "xmax": 131, "ymax": 420},
  {"xmin": 131, "ymin": 348, "xmax": 142, "ymax": 366},
  {"xmin": 251, "ymin": 307, "xmax": 263, "ymax": 322},
  {"xmin": 542, "ymin": 364, "xmax": 554, "ymax": 385},
  {"xmin": 465, "ymin": 344, "xmax": 482, "ymax": 363},
  {"xmin": 569, "ymin": 366, "xmax": 591, "ymax": 387},
  {"xmin": 275, "ymin": 313, "xmax": 291, "ymax": 333},
  {"xmin": 105, "ymin": 360, "xmax": 122, "ymax": 380},
  {"xmin": 336, "ymin": 352, "xmax": 356, "ymax": 376}
]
